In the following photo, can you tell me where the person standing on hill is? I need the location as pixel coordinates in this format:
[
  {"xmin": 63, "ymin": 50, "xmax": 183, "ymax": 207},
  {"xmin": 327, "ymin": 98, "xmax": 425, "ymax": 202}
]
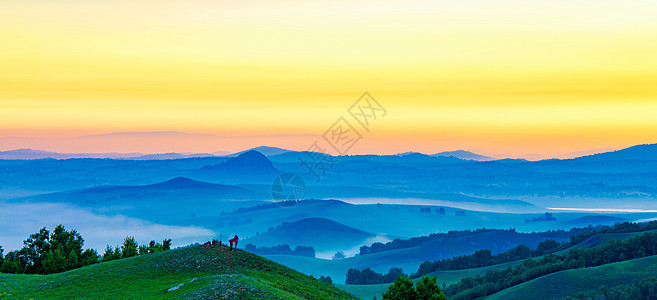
[
  {"xmin": 233, "ymin": 235, "xmax": 239, "ymax": 250},
  {"xmin": 229, "ymin": 235, "xmax": 239, "ymax": 251}
]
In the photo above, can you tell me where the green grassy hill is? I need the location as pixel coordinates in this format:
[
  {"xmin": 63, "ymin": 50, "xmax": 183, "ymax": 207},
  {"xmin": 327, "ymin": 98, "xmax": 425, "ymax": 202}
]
[
  {"xmin": 486, "ymin": 255, "xmax": 657, "ymax": 300},
  {"xmin": 337, "ymin": 229, "xmax": 657, "ymax": 300},
  {"xmin": 0, "ymin": 245, "xmax": 358, "ymax": 299},
  {"xmin": 338, "ymin": 260, "xmax": 524, "ymax": 300}
]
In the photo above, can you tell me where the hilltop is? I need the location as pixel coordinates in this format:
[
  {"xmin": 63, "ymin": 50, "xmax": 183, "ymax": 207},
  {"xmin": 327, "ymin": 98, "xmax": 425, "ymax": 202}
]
[
  {"xmin": 0, "ymin": 244, "xmax": 357, "ymax": 299},
  {"xmin": 487, "ymin": 255, "xmax": 657, "ymax": 300},
  {"xmin": 191, "ymin": 150, "xmax": 281, "ymax": 184},
  {"xmin": 244, "ymin": 218, "xmax": 375, "ymax": 250}
]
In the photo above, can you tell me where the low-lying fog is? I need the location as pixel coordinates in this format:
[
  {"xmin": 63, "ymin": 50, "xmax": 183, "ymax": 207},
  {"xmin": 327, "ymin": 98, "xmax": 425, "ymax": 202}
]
[{"xmin": 0, "ymin": 202, "xmax": 214, "ymax": 252}]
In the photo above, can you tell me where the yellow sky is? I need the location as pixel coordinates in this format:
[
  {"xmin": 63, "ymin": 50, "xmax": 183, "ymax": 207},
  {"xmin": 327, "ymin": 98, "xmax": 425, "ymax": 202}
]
[{"xmin": 1, "ymin": 0, "xmax": 656, "ymax": 156}]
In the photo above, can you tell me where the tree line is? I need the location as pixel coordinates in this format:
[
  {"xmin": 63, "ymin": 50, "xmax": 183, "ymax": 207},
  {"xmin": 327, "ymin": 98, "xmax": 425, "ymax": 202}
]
[
  {"xmin": 444, "ymin": 230, "xmax": 657, "ymax": 299},
  {"xmin": 101, "ymin": 237, "xmax": 171, "ymax": 262},
  {"xmin": 243, "ymin": 243, "xmax": 315, "ymax": 258},
  {"xmin": 0, "ymin": 225, "xmax": 171, "ymax": 274},
  {"xmin": 382, "ymin": 276, "xmax": 447, "ymax": 300},
  {"xmin": 359, "ymin": 226, "xmax": 592, "ymax": 256},
  {"xmin": 345, "ymin": 267, "xmax": 406, "ymax": 284},
  {"xmin": 346, "ymin": 220, "xmax": 657, "ymax": 286},
  {"xmin": 415, "ymin": 220, "xmax": 657, "ymax": 279}
]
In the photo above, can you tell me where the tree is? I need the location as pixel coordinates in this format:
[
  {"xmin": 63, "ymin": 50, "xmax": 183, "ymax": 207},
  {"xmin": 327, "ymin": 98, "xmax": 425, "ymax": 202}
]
[
  {"xmin": 67, "ymin": 249, "xmax": 79, "ymax": 270},
  {"xmin": 0, "ymin": 245, "xmax": 4, "ymax": 269},
  {"xmin": 1, "ymin": 251, "xmax": 25, "ymax": 274},
  {"xmin": 139, "ymin": 245, "xmax": 149, "ymax": 255},
  {"xmin": 121, "ymin": 237, "xmax": 139, "ymax": 258},
  {"xmin": 382, "ymin": 277, "xmax": 418, "ymax": 300},
  {"xmin": 333, "ymin": 251, "xmax": 346, "ymax": 260},
  {"xmin": 102, "ymin": 246, "xmax": 118, "ymax": 262},
  {"xmin": 319, "ymin": 275, "xmax": 333, "ymax": 285},
  {"xmin": 80, "ymin": 249, "xmax": 100, "ymax": 266},
  {"xmin": 42, "ymin": 249, "xmax": 66, "ymax": 274},
  {"xmin": 22, "ymin": 227, "xmax": 50, "ymax": 273},
  {"xmin": 162, "ymin": 239, "xmax": 172, "ymax": 251},
  {"xmin": 535, "ymin": 239, "xmax": 560, "ymax": 256},
  {"xmin": 383, "ymin": 268, "xmax": 406, "ymax": 283},
  {"xmin": 415, "ymin": 276, "xmax": 447, "ymax": 300}
]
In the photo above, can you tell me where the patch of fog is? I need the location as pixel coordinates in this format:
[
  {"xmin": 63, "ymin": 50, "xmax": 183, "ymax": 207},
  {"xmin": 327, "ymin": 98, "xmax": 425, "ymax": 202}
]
[
  {"xmin": 635, "ymin": 217, "xmax": 657, "ymax": 223},
  {"xmin": 339, "ymin": 197, "xmax": 540, "ymax": 213},
  {"xmin": 0, "ymin": 202, "xmax": 215, "ymax": 252},
  {"xmin": 547, "ymin": 207, "xmax": 657, "ymax": 213},
  {"xmin": 315, "ymin": 234, "xmax": 392, "ymax": 260}
]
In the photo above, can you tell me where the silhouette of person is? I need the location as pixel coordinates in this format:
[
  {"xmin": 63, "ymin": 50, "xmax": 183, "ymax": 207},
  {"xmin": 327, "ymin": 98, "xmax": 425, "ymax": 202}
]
[{"xmin": 232, "ymin": 235, "xmax": 239, "ymax": 250}]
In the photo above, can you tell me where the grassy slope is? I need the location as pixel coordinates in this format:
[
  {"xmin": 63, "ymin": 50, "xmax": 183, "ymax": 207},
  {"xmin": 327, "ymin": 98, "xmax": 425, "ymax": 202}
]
[
  {"xmin": 487, "ymin": 255, "xmax": 657, "ymax": 300},
  {"xmin": 0, "ymin": 245, "xmax": 358, "ymax": 300},
  {"xmin": 265, "ymin": 230, "xmax": 569, "ymax": 283},
  {"xmin": 338, "ymin": 260, "xmax": 523, "ymax": 300},
  {"xmin": 337, "ymin": 230, "xmax": 657, "ymax": 300}
]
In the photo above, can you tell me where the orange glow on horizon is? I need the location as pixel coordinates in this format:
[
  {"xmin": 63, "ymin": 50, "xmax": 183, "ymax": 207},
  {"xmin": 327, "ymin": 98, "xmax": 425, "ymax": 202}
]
[{"xmin": 1, "ymin": 0, "xmax": 657, "ymax": 157}]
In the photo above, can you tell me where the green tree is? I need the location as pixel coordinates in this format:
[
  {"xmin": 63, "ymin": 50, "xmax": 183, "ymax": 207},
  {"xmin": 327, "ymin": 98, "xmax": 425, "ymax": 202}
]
[
  {"xmin": 49, "ymin": 225, "xmax": 84, "ymax": 268},
  {"xmin": 162, "ymin": 239, "xmax": 172, "ymax": 251},
  {"xmin": 415, "ymin": 276, "xmax": 447, "ymax": 300},
  {"xmin": 139, "ymin": 245, "xmax": 149, "ymax": 255},
  {"xmin": 22, "ymin": 227, "xmax": 51, "ymax": 273},
  {"xmin": 1, "ymin": 250, "xmax": 25, "ymax": 274},
  {"xmin": 382, "ymin": 277, "xmax": 418, "ymax": 300},
  {"xmin": 67, "ymin": 249, "xmax": 79, "ymax": 270},
  {"xmin": 80, "ymin": 249, "xmax": 100, "ymax": 266},
  {"xmin": 102, "ymin": 245, "xmax": 117, "ymax": 262},
  {"xmin": 121, "ymin": 237, "xmax": 139, "ymax": 258},
  {"xmin": 42, "ymin": 249, "xmax": 66, "ymax": 274}
]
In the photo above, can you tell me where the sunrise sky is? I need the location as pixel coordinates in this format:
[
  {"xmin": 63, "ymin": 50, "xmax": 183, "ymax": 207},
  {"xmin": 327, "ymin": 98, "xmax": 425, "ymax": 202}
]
[{"xmin": 1, "ymin": 0, "xmax": 656, "ymax": 157}]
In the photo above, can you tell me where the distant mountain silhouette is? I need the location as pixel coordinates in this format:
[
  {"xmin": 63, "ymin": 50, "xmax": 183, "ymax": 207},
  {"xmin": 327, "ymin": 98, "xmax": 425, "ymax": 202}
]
[
  {"xmin": 573, "ymin": 143, "xmax": 657, "ymax": 161},
  {"xmin": 229, "ymin": 146, "xmax": 293, "ymax": 157},
  {"xmin": 133, "ymin": 153, "xmax": 216, "ymax": 160},
  {"xmin": 191, "ymin": 150, "xmax": 281, "ymax": 184},
  {"xmin": 244, "ymin": 217, "xmax": 374, "ymax": 250},
  {"xmin": 268, "ymin": 151, "xmax": 469, "ymax": 164},
  {"xmin": 16, "ymin": 177, "xmax": 267, "ymax": 224},
  {"xmin": 0, "ymin": 148, "xmax": 215, "ymax": 160},
  {"xmin": 20, "ymin": 176, "xmax": 266, "ymax": 204},
  {"xmin": 432, "ymin": 150, "xmax": 496, "ymax": 161},
  {"xmin": 0, "ymin": 148, "xmax": 144, "ymax": 159}
]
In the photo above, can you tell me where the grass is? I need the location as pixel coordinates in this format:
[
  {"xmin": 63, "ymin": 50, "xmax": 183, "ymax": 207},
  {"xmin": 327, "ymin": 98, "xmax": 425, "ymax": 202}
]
[
  {"xmin": 336, "ymin": 229, "xmax": 657, "ymax": 300},
  {"xmin": 337, "ymin": 259, "xmax": 524, "ymax": 300},
  {"xmin": 486, "ymin": 255, "xmax": 657, "ymax": 300},
  {"xmin": 0, "ymin": 245, "xmax": 358, "ymax": 299}
]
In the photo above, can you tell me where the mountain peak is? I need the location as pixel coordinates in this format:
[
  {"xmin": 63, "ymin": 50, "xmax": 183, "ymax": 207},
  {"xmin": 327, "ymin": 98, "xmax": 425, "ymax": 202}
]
[
  {"xmin": 191, "ymin": 150, "xmax": 281, "ymax": 183},
  {"xmin": 432, "ymin": 150, "xmax": 495, "ymax": 161},
  {"xmin": 229, "ymin": 146, "xmax": 292, "ymax": 157}
]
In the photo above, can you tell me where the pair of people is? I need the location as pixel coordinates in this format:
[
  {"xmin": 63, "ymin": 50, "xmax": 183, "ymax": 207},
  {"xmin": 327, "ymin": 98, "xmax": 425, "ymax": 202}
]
[{"xmin": 229, "ymin": 235, "xmax": 239, "ymax": 251}]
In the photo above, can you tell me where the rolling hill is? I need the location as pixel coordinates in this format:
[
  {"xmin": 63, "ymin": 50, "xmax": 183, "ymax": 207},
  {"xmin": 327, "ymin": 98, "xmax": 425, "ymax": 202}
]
[
  {"xmin": 244, "ymin": 218, "xmax": 375, "ymax": 251},
  {"xmin": 262, "ymin": 229, "xmax": 572, "ymax": 284},
  {"xmin": 573, "ymin": 143, "xmax": 657, "ymax": 162},
  {"xmin": 229, "ymin": 146, "xmax": 293, "ymax": 157},
  {"xmin": 15, "ymin": 177, "xmax": 269, "ymax": 224},
  {"xmin": 0, "ymin": 244, "xmax": 357, "ymax": 299},
  {"xmin": 486, "ymin": 255, "xmax": 657, "ymax": 299},
  {"xmin": 191, "ymin": 150, "xmax": 281, "ymax": 184},
  {"xmin": 432, "ymin": 150, "xmax": 496, "ymax": 161}
]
